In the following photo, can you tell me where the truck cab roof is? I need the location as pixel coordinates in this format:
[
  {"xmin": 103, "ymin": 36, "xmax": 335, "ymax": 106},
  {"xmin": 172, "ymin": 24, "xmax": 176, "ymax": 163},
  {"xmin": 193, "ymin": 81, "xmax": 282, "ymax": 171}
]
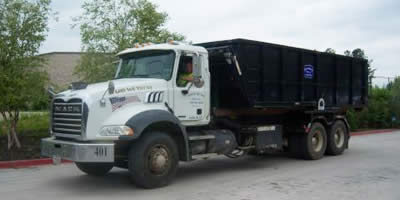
[{"xmin": 117, "ymin": 43, "xmax": 208, "ymax": 57}]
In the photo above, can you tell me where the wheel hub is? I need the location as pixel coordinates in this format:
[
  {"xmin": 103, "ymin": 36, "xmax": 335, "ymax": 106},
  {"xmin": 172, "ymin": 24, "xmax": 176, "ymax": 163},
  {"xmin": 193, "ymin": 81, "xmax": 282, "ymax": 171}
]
[
  {"xmin": 334, "ymin": 128, "xmax": 345, "ymax": 147},
  {"xmin": 312, "ymin": 131, "xmax": 323, "ymax": 152},
  {"xmin": 148, "ymin": 145, "xmax": 170, "ymax": 175}
]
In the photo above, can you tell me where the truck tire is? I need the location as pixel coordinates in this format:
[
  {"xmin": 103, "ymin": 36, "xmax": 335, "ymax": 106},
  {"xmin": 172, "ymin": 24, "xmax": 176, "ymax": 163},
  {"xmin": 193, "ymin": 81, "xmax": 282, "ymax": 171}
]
[
  {"xmin": 128, "ymin": 132, "xmax": 179, "ymax": 189},
  {"xmin": 75, "ymin": 162, "xmax": 113, "ymax": 176},
  {"xmin": 326, "ymin": 120, "xmax": 348, "ymax": 155},
  {"xmin": 301, "ymin": 122, "xmax": 327, "ymax": 160}
]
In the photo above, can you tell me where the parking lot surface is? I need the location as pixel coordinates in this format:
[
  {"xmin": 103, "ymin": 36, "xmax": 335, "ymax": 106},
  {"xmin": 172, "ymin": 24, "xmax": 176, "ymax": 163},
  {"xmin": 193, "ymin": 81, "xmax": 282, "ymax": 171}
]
[{"xmin": 1, "ymin": 131, "xmax": 400, "ymax": 200}]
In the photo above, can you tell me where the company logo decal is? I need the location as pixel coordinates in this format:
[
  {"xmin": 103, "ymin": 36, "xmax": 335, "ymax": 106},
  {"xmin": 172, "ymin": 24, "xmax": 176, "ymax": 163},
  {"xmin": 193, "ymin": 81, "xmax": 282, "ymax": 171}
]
[
  {"xmin": 304, "ymin": 65, "xmax": 314, "ymax": 79},
  {"xmin": 109, "ymin": 95, "xmax": 141, "ymax": 111},
  {"xmin": 114, "ymin": 85, "xmax": 152, "ymax": 94},
  {"xmin": 54, "ymin": 105, "xmax": 81, "ymax": 113}
]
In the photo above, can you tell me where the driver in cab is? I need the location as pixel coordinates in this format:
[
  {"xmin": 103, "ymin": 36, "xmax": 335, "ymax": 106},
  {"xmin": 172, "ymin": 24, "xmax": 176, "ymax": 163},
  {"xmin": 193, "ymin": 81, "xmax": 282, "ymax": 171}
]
[{"xmin": 177, "ymin": 58, "xmax": 193, "ymax": 87}]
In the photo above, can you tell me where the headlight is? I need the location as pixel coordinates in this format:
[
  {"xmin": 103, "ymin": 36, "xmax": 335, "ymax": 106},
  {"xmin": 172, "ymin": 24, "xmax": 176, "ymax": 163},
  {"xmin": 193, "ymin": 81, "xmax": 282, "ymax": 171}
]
[{"xmin": 99, "ymin": 125, "xmax": 133, "ymax": 136}]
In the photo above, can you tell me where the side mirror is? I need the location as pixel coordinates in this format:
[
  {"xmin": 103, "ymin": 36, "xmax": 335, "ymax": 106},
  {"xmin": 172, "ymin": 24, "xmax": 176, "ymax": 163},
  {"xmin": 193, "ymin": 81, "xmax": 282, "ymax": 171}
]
[
  {"xmin": 193, "ymin": 77, "xmax": 204, "ymax": 88},
  {"xmin": 48, "ymin": 86, "xmax": 56, "ymax": 98},
  {"xmin": 192, "ymin": 55, "xmax": 204, "ymax": 88}
]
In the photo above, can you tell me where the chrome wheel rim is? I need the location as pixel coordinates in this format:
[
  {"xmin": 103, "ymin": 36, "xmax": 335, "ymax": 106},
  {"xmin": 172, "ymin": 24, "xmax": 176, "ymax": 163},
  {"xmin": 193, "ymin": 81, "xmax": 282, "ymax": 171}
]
[
  {"xmin": 148, "ymin": 144, "xmax": 170, "ymax": 176},
  {"xmin": 312, "ymin": 130, "xmax": 323, "ymax": 152},
  {"xmin": 334, "ymin": 128, "xmax": 345, "ymax": 148}
]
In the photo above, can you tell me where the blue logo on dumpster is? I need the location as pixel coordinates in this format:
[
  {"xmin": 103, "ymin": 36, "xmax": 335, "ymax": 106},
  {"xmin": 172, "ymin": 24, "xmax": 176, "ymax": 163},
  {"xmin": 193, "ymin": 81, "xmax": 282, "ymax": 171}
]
[{"xmin": 304, "ymin": 65, "xmax": 314, "ymax": 79}]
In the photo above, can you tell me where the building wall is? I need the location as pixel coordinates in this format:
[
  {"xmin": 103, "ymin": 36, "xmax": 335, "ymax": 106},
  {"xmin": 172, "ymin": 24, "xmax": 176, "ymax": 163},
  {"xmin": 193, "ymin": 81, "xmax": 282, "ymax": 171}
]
[{"xmin": 40, "ymin": 52, "xmax": 81, "ymax": 88}]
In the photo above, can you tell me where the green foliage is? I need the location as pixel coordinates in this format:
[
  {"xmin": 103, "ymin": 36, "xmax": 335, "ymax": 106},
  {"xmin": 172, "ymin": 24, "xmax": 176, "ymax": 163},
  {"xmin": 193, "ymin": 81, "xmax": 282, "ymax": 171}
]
[
  {"xmin": 347, "ymin": 85, "xmax": 400, "ymax": 130},
  {"xmin": 0, "ymin": 112, "xmax": 49, "ymax": 137},
  {"xmin": 75, "ymin": 52, "xmax": 117, "ymax": 84},
  {"xmin": 389, "ymin": 77, "xmax": 400, "ymax": 125},
  {"xmin": 346, "ymin": 109, "xmax": 358, "ymax": 131},
  {"xmin": 0, "ymin": 0, "xmax": 52, "ymax": 149},
  {"xmin": 27, "ymin": 87, "xmax": 49, "ymax": 110},
  {"xmin": 73, "ymin": 0, "xmax": 185, "ymax": 83},
  {"xmin": 16, "ymin": 113, "xmax": 49, "ymax": 136},
  {"xmin": 367, "ymin": 87, "xmax": 392, "ymax": 128}
]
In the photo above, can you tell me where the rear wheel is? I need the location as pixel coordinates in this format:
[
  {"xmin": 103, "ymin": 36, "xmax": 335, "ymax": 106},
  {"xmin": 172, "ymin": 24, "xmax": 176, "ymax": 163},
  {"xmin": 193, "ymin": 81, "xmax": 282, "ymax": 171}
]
[
  {"xmin": 128, "ymin": 132, "xmax": 179, "ymax": 189},
  {"xmin": 289, "ymin": 122, "xmax": 327, "ymax": 160},
  {"xmin": 75, "ymin": 162, "xmax": 113, "ymax": 176},
  {"xmin": 302, "ymin": 122, "xmax": 327, "ymax": 160},
  {"xmin": 326, "ymin": 120, "xmax": 348, "ymax": 155}
]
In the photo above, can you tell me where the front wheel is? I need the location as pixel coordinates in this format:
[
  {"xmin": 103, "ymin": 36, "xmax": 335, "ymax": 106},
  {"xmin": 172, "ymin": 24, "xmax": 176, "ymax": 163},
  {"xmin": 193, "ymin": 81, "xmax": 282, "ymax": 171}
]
[
  {"xmin": 75, "ymin": 162, "xmax": 113, "ymax": 176},
  {"xmin": 128, "ymin": 132, "xmax": 179, "ymax": 189}
]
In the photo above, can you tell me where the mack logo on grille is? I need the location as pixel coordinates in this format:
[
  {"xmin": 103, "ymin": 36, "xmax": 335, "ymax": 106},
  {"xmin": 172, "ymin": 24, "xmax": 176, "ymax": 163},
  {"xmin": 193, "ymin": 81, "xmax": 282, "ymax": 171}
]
[{"xmin": 54, "ymin": 105, "xmax": 81, "ymax": 113}]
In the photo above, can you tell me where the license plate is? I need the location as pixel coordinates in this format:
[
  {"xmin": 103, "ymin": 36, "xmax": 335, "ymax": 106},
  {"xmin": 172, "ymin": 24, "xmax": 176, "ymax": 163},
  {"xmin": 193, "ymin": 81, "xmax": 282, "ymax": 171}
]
[{"xmin": 45, "ymin": 143, "xmax": 73, "ymax": 163}]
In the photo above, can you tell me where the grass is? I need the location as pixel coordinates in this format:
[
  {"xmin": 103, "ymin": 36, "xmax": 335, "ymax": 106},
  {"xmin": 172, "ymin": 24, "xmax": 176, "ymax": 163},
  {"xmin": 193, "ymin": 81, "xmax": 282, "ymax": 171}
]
[{"xmin": 0, "ymin": 112, "xmax": 49, "ymax": 137}]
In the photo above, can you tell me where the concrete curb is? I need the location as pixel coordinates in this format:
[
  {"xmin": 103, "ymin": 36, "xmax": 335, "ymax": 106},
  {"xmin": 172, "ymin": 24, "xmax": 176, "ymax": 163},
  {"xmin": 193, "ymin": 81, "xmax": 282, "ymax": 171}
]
[
  {"xmin": 0, "ymin": 158, "xmax": 72, "ymax": 169},
  {"xmin": 0, "ymin": 129, "xmax": 398, "ymax": 169},
  {"xmin": 351, "ymin": 129, "xmax": 398, "ymax": 136}
]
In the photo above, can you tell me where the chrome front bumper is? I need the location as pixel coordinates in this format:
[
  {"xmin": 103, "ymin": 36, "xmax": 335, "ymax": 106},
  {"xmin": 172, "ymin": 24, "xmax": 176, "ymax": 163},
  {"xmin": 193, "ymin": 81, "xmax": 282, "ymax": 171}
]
[{"xmin": 41, "ymin": 137, "xmax": 114, "ymax": 163}]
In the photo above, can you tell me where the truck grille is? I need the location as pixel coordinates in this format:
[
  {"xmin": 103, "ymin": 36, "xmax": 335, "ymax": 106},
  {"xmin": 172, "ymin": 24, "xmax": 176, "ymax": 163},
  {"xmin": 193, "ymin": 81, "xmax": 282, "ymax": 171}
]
[{"xmin": 52, "ymin": 98, "xmax": 83, "ymax": 136}]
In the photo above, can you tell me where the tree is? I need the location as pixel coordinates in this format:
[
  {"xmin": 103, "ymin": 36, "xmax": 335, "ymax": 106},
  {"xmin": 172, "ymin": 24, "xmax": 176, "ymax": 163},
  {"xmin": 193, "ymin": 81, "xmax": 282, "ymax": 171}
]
[
  {"xmin": 73, "ymin": 0, "xmax": 185, "ymax": 83},
  {"xmin": 389, "ymin": 77, "xmax": 400, "ymax": 98},
  {"xmin": 367, "ymin": 87, "xmax": 392, "ymax": 128},
  {"xmin": 325, "ymin": 48, "xmax": 336, "ymax": 54},
  {"xmin": 388, "ymin": 77, "xmax": 400, "ymax": 126},
  {"xmin": 0, "ymin": 0, "xmax": 52, "ymax": 149},
  {"xmin": 347, "ymin": 86, "xmax": 394, "ymax": 130},
  {"xmin": 344, "ymin": 48, "xmax": 375, "ymax": 91}
]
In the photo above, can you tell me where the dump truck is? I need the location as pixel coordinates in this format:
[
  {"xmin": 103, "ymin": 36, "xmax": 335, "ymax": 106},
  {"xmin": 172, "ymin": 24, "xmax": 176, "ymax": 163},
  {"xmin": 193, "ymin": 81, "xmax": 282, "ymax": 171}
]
[{"xmin": 41, "ymin": 39, "xmax": 368, "ymax": 188}]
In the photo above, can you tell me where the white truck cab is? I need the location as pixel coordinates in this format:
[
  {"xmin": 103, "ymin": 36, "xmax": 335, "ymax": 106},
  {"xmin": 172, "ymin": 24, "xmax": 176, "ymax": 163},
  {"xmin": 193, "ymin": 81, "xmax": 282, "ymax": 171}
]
[{"xmin": 42, "ymin": 42, "xmax": 214, "ymax": 187}]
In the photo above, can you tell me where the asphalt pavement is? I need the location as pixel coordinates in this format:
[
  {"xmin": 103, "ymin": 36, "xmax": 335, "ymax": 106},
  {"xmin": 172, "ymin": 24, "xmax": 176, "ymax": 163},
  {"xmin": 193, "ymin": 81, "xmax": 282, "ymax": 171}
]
[{"xmin": 1, "ymin": 131, "xmax": 400, "ymax": 200}]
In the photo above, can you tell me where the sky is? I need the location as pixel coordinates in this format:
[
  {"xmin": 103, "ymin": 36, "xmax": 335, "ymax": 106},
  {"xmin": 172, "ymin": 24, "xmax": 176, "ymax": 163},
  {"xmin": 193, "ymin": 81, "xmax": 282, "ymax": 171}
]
[{"xmin": 40, "ymin": 0, "xmax": 400, "ymax": 86}]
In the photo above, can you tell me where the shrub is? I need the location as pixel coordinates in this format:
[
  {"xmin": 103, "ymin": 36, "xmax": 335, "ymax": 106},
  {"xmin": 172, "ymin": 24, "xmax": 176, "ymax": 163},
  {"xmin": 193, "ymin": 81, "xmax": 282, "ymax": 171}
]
[
  {"xmin": 347, "ymin": 85, "xmax": 400, "ymax": 130},
  {"xmin": 0, "ymin": 112, "xmax": 49, "ymax": 137}
]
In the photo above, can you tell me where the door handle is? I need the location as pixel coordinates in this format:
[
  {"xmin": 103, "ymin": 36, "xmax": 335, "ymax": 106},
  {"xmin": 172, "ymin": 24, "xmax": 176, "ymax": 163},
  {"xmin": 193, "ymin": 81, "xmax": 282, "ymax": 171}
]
[{"xmin": 181, "ymin": 82, "xmax": 193, "ymax": 95}]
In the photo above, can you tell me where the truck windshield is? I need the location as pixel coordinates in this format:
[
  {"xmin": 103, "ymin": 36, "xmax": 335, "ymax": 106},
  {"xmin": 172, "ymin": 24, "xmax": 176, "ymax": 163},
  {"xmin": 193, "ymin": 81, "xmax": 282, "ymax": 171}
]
[{"xmin": 116, "ymin": 50, "xmax": 175, "ymax": 80}]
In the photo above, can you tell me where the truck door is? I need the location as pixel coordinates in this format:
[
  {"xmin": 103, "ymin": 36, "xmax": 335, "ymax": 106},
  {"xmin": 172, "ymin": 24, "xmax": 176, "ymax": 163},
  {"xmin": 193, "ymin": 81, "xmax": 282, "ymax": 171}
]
[{"xmin": 173, "ymin": 53, "xmax": 206, "ymax": 122}]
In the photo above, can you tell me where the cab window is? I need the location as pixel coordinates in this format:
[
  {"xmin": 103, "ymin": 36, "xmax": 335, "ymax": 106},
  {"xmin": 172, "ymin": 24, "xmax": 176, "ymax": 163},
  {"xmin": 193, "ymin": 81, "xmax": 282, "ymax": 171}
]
[{"xmin": 176, "ymin": 56, "xmax": 193, "ymax": 87}]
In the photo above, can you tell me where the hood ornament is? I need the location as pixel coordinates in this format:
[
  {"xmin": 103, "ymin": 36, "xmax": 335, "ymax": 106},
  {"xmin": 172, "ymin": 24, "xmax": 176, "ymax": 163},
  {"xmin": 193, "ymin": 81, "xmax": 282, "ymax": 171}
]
[{"xmin": 69, "ymin": 81, "xmax": 88, "ymax": 90}]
